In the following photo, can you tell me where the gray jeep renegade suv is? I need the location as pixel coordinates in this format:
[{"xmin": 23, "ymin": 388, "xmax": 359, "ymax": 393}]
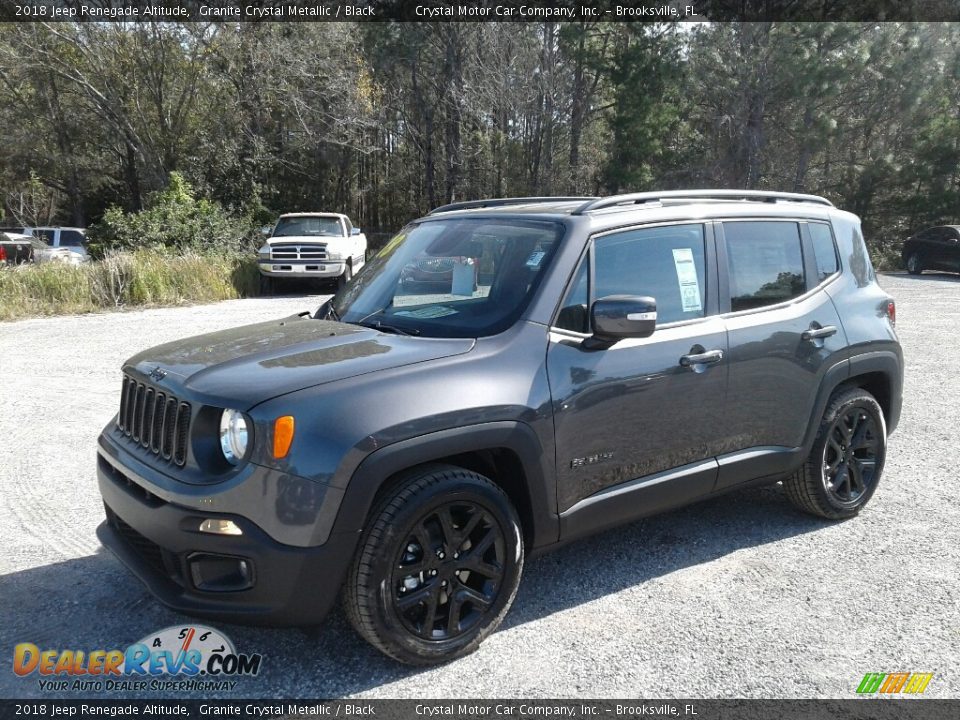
[{"xmin": 97, "ymin": 190, "xmax": 903, "ymax": 664}]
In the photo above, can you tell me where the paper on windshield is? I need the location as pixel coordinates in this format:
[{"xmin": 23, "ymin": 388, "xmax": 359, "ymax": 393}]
[{"xmin": 451, "ymin": 259, "xmax": 475, "ymax": 296}]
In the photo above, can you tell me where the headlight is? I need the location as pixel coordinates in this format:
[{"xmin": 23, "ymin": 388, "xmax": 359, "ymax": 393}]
[{"xmin": 219, "ymin": 409, "xmax": 249, "ymax": 465}]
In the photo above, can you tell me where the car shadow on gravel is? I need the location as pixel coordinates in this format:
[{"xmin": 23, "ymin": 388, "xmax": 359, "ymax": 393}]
[
  {"xmin": 0, "ymin": 483, "xmax": 833, "ymax": 699},
  {"xmin": 503, "ymin": 483, "xmax": 831, "ymax": 630}
]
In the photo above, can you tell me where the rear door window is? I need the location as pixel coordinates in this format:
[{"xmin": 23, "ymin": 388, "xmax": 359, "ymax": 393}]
[{"xmin": 723, "ymin": 221, "xmax": 806, "ymax": 312}]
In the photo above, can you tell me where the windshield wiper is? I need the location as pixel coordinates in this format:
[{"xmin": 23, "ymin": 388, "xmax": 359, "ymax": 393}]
[
  {"xmin": 314, "ymin": 300, "xmax": 339, "ymax": 321},
  {"xmin": 355, "ymin": 319, "xmax": 420, "ymax": 336}
]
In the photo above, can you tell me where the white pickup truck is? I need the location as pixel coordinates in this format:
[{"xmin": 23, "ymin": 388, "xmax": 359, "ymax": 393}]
[{"xmin": 257, "ymin": 212, "xmax": 367, "ymax": 294}]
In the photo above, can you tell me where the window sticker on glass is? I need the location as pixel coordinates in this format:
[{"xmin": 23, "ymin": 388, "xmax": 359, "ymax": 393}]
[
  {"xmin": 394, "ymin": 306, "xmax": 459, "ymax": 319},
  {"xmin": 672, "ymin": 248, "xmax": 703, "ymax": 313},
  {"xmin": 525, "ymin": 250, "xmax": 546, "ymax": 268},
  {"xmin": 451, "ymin": 260, "xmax": 475, "ymax": 296}
]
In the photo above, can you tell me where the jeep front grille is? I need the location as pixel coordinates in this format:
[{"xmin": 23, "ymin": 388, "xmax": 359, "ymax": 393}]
[
  {"xmin": 117, "ymin": 374, "xmax": 191, "ymax": 467},
  {"xmin": 269, "ymin": 243, "xmax": 328, "ymax": 261}
]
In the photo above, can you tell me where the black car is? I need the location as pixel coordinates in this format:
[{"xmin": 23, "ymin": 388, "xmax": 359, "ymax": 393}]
[
  {"xmin": 903, "ymin": 225, "xmax": 960, "ymax": 275},
  {"xmin": 96, "ymin": 190, "xmax": 903, "ymax": 665}
]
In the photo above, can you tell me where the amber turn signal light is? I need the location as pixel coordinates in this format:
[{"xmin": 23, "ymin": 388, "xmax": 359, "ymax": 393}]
[{"xmin": 272, "ymin": 415, "xmax": 295, "ymax": 458}]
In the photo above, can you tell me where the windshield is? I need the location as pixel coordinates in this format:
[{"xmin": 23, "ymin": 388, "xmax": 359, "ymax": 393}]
[
  {"xmin": 273, "ymin": 216, "xmax": 343, "ymax": 238},
  {"xmin": 329, "ymin": 217, "xmax": 565, "ymax": 338}
]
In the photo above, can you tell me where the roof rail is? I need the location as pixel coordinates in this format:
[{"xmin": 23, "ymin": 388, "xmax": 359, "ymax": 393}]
[
  {"xmin": 429, "ymin": 197, "xmax": 597, "ymax": 215},
  {"xmin": 573, "ymin": 190, "xmax": 833, "ymax": 214}
]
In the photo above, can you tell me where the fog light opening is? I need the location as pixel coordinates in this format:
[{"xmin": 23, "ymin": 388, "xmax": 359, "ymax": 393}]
[
  {"xmin": 198, "ymin": 518, "xmax": 243, "ymax": 536},
  {"xmin": 188, "ymin": 553, "xmax": 254, "ymax": 593}
]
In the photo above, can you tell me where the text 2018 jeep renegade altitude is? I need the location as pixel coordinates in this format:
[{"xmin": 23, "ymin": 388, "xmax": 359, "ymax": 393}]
[{"xmin": 97, "ymin": 190, "xmax": 903, "ymax": 664}]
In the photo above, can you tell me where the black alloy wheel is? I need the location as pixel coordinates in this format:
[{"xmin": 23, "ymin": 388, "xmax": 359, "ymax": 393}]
[
  {"xmin": 344, "ymin": 465, "xmax": 523, "ymax": 664},
  {"xmin": 391, "ymin": 501, "xmax": 505, "ymax": 641},
  {"xmin": 822, "ymin": 406, "xmax": 882, "ymax": 507},
  {"xmin": 783, "ymin": 388, "xmax": 887, "ymax": 520}
]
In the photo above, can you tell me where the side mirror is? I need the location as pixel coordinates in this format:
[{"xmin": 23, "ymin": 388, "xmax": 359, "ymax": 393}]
[
  {"xmin": 260, "ymin": 225, "xmax": 273, "ymax": 236},
  {"xmin": 583, "ymin": 295, "xmax": 657, "ymax": 350},
  {"xmin": 351, "ymin": 227, "xmax": 362, "ymax": 236}
]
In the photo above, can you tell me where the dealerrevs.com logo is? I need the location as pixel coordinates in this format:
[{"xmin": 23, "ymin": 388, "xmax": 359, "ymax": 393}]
[
  {"xmin": 856, "ymin": 672, "xmax": 934, "ymax": 695},
  {"xmin": 13, "ymin": 625, "xmax": 262, "ymax": 693}
]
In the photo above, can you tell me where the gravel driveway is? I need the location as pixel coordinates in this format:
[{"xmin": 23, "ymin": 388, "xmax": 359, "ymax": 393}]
[{"xmin": 1, "ymin": 273, "xmax": 957, "ymax": 700}]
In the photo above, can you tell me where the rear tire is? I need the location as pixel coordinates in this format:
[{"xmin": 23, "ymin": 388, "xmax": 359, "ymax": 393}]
[
  {"xmin": 783, "ymin": 388, "xmax": 886, "ymax": 520},
  {"xmin": 344, "ymin": 465, "xmax": 523, "ymax": 665},
  {"xmin": 258, "ymin": 274, "xmax": 273, "ymax": 295},
  {"xmin": 906, "ymin": 252, "xmax": 924, "ymax": 275}
]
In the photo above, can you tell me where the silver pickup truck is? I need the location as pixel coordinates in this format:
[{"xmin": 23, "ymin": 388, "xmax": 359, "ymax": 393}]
[{"xmin": 257, "ymin": 212, "xmax": 367, "ymax": 294}]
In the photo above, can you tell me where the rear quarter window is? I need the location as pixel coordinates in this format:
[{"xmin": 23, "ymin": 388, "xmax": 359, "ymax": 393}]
[{"xmin": 809, "ymin": 223, "xmax": 839, "ymax": 281}]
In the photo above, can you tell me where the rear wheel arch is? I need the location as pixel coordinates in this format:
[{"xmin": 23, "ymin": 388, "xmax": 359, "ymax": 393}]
[
  {"xmin": 804, "ymin": 352, "xmax": 902, "ymax": 453},
  {"xmin": 840, "ymin": 371, "xmax": 893, "ymax": 428}
]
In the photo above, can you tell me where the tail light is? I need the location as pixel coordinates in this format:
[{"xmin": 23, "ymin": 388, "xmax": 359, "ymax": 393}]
[
  {"xmin": 886, "ymin": 300, "xmax": 896, "ymax": 326},
  {"xmin": 0, "ymin": 245, "xmax": 6, "ymax": 262}
]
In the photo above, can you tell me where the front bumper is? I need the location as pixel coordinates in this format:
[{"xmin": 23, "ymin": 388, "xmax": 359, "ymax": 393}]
[
  {"xmin": 97, "ymin": 451, "xmax": 358, "ymax": 626},
  {"xmin": 258, "ymin": 261, "xmax": 344, "ymax": 279}
]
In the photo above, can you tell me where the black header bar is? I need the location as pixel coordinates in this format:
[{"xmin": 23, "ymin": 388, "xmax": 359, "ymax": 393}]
[
  {"xmin": 1, "ymin": 699, "xmax": 959, "ymax": 720},
  {"xmin": 1, "ymin": 0, "xmax": 959, "ymax": 22}
]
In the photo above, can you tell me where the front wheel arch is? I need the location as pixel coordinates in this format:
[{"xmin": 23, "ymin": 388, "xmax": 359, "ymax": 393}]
[{"xmin": 333, "ymin": 422, "xmax": 559, "ymax": 550}]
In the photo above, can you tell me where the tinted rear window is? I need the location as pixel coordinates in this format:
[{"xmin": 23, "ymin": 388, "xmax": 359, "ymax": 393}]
[{"xmin": 724, "ymin": 221, "xmax": 805, "ymax": 312}]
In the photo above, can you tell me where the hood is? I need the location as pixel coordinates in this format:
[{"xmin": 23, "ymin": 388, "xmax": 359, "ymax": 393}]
[
  {"xmin": 265, "ymin": 235, "xmax": 341, "ymax": 245},
  {"xmin": 126, "ymin": 316, "xmax": 474, "ymax": 408}
]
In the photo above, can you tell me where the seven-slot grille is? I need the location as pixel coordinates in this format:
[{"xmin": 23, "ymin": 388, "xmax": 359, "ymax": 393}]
[
  {"xmin": 269, "ymin": 244, "xmax": 328, "ymax": 261},
  {"xmin": 116, "ymin": 374, "xmax": 191, "ymax": 466}
]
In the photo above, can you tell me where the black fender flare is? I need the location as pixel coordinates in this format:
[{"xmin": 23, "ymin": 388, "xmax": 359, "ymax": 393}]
[
  {"xmin": 801, "ymin": 349, "xmax": 903, "ymax": 454},
  {"xmin": 331, "ymin": 421, "xmax": 559, "ymax": 549},
  {"xmin": 846, "ymin": 349, "xmax": 904, "ymax": 433}
]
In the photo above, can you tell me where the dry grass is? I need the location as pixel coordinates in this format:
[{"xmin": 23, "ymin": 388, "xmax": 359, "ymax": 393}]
[{"xmin": 0, "ymin": 250, "xmax": 260, "ymax": 322}]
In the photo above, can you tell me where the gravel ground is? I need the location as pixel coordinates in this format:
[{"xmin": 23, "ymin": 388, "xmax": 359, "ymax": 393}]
[{"xmin": 1, "ymin": 273, "xmax": 958, "ymax": 700}]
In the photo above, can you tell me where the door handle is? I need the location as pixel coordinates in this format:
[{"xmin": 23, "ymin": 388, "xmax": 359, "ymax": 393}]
[
  {"xmin": 679, "ymin": 349, "xmax": 724, "ymax": 367},
  {"xmin": 801, "ymin": 325, "xmax": 838, "ymax": 341}
]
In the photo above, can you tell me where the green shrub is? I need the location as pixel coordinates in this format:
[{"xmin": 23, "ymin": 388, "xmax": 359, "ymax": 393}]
[
  {"xmin": 0, "ymin": 250, "xmax": 262, "ymax": 321},
  {"xmin": 87, "ymin": 173, "xmax": 257, "ymax": 257}
]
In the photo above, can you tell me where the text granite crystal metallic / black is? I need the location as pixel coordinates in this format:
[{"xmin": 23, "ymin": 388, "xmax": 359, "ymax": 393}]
[{"xmin": 96, "ymin": 190, "xmax": 903, "ymax": 665}]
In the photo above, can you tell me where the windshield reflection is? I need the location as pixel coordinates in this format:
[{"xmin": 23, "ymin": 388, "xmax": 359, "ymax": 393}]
[{"xmin": 328, "ymin": 218, "xmax": 565, "ymax": 338}]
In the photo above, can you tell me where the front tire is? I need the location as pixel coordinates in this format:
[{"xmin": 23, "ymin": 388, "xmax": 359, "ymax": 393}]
[
  {"xmin": 258, "ymin": 274, "xmax": 273, "ymax": 295},
  {"xmin": 906, "ymin": 251, "xmax": 924, "ymax": 275},
  {"xmin": 336, "ymin": 261, "xmax": 353, "ymax": 292},
  {"xmin": 783, "ymin": 388, "xmax": 886, "ymax": 520},
  {"xmin": 344, "ymin": 465, "xmax": 524, "ymax": 665}
]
